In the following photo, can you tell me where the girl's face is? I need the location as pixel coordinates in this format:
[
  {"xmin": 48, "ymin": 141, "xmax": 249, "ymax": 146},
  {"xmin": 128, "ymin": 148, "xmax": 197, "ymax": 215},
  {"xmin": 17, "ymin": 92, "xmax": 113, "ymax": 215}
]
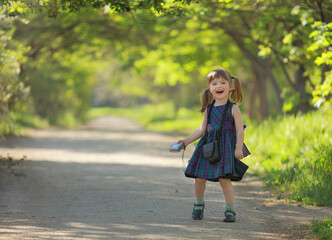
[{"xmin": 209, "ymin": 77, "xmax": 231, "ymax": 101}]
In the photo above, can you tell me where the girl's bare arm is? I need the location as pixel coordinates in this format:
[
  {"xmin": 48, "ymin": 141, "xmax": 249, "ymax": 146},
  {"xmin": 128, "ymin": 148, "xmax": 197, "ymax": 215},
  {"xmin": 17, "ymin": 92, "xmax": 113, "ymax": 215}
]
[
  {"xmin": 232, "ymin": 105, "xmax": 244, "ymax": 159},
  {"xmin": 178, "ymin": 109, "xmax": 208, "ymax": 147}
]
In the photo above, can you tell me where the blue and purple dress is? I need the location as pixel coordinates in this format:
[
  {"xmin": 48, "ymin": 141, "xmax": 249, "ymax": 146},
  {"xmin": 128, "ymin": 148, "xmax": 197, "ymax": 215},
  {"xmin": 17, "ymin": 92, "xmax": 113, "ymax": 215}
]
[{"xmin": 185, "ymin": 102, "xmax": 249, "ymax": 182}]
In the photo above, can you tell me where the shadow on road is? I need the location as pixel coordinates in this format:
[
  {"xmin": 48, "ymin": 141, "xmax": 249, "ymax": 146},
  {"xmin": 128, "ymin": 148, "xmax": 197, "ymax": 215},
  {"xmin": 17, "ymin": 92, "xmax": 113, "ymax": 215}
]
[{"xmin": 0, "ymin": 159, "xmax": 292, "ymax": 240}]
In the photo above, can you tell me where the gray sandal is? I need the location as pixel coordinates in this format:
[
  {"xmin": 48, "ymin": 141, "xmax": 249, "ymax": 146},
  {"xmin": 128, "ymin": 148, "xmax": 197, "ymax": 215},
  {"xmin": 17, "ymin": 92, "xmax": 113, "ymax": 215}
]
[
  {"xmin": 192, "ymin": 203, "xmax": 205, "ymax": 220},
  {"xmin": 223, "ymin": 210, "xmax": 236, "ymax": 222}
]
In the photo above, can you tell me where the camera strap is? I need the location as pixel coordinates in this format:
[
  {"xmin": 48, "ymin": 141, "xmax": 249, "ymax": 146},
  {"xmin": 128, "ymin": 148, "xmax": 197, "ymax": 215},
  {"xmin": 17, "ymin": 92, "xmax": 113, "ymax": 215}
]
[{"xmin": 181, "ymin": 144, "xmax": 187, "ymax": 173}]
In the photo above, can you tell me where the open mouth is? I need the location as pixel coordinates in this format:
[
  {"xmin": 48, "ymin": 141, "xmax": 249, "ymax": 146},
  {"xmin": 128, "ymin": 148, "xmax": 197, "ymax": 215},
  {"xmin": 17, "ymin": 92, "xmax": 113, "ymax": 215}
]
[{"xmin": 216, "ymin": 90, "xmax": 224, "ymax": 94}]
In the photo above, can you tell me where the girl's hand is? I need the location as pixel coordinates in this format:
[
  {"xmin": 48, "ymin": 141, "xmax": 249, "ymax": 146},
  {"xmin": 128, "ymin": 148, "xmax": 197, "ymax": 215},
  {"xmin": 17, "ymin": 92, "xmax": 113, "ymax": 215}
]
[
  {"xmin": 235, "ymin": 147, "xmax": 243, "ymax": 159},
  {"xmin": 177, "ymin": 139, "xmax": 187, "ymax": 149}
]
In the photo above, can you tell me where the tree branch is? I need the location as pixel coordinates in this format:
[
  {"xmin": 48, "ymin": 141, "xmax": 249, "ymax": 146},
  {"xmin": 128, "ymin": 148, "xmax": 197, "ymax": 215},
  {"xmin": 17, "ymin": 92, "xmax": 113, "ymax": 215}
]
[
  {"xmin": 307, "ymin": 76, "xmax": 316, "ymax": 89},
  {"xmin": 273, "ymin": 49, "xmax": 296, "ymax": 90}
]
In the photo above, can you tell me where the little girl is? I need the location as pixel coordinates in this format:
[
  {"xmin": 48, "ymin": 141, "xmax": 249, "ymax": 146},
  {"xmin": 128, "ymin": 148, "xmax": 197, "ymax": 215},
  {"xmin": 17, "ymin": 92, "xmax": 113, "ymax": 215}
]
[{"xmin": 178, "ymin": 68, "xmax": 249, "ymax": 222}]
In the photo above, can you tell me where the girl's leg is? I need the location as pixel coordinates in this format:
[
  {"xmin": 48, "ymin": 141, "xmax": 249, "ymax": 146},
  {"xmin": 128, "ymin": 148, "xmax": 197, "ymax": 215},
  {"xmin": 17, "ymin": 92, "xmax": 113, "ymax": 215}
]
[
  {"xmin": 219, "ymin": 178, "xmax": 236, "ymax": 222},
  {"xmin": 195, "ymin": 178, "xmax": 207, "ymax": 197},
  {"xmin": 194, "ymin": 178, "xmax": 207, "ymax": 211},
  {"xmin": 218, "ymin": 178, "xmax": 234, "ymax": 204}
]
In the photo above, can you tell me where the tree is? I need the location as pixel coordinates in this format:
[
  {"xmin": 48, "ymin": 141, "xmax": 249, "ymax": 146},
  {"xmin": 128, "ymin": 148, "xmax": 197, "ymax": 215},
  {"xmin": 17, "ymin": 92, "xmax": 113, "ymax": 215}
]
[
  {"xmin": 183, "ymin": 0, "xmax": 331, "ymax": 116},
  {"xmin": 1, "ymin": 0, "xmax": 192, "ymax": 17},
  {"xmin": 2, "ymin": 0, "xmax": 331, "ymax": 131},
  {"xmin": 0, "ymin": 11, "xmax": 29, "ymax": 134}
]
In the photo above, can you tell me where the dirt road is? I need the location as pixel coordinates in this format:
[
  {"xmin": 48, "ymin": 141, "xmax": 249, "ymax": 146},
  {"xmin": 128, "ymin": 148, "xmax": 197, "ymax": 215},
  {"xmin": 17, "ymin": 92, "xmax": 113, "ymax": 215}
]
[{"xmin": 0, "ymin": 116, "xmax": 331, "ymax": 239}]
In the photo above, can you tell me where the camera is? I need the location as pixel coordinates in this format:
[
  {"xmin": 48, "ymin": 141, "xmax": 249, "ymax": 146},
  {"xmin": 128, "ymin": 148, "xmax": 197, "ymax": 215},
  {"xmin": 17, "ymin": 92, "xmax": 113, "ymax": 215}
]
[{"xmin": 169, "ymin": 142, "xmax": 184, "ymax": 152}]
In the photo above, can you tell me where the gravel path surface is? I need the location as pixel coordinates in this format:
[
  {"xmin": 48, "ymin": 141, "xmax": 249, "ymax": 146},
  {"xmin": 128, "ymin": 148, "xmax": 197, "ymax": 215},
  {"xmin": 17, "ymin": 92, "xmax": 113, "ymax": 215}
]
[{"xmin": 0, "ymin": 116, "xmax": 331, "ymax": 240}]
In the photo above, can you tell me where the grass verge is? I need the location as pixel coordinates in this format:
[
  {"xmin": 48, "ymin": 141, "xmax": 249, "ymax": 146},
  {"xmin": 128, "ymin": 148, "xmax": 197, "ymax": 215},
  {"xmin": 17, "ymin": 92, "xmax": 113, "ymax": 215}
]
[{"xmin": 303, "ymin": 217, "xmax": 332, "ymax": 240}]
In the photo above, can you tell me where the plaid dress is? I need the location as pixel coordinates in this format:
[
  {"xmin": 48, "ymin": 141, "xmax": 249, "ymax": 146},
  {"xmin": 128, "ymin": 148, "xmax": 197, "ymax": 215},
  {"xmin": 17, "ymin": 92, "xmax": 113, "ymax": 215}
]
[{"xmin": 185, "ymin": 102, "xmax": 249, "ymax": 182}]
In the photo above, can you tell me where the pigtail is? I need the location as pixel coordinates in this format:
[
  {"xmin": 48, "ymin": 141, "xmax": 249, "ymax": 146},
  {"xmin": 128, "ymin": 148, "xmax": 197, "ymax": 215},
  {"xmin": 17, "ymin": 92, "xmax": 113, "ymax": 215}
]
[
  {"xmin": 230, "ymin": 76, "xmax": 243, "ymax": 104},
  {"xmin": 200, "ymin": 88, "xmax": 213, "ymax": 113}
]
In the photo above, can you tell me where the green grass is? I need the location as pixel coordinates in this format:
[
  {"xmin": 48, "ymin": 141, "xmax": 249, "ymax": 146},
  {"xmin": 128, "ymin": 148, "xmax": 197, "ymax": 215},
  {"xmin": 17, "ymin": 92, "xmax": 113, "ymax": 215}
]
[
  {"xmin": 88, "ymin": 103, "xmax": 332, "ymax": 206},
  {"xmin": 1, "ymin": 109, "xmax": 88, "ymax": 136},
  {"xmin": 245, "ymin": 112, "xmax": 332, "ymax": 206},
  {"xmin": 88, "ymin": 102, "xmax": 203, "ymax": 135},
  {"xmin": 303, "ymin": 217, "xmax": 332, "ymax": 240},
  {"xmin": 13, "ymin": 112, "xmax": 49, "ymax": 129},
  {"xmin": 0, "ymin": 112, "xmax": 49, "ymax": 136}
]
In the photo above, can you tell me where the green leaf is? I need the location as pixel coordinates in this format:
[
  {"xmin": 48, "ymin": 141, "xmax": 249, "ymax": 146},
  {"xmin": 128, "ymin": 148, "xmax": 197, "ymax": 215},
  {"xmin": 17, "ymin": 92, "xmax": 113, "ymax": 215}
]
[{"xmin": 283, "ymin": 33, "xmax": 293, "ymax": 44}]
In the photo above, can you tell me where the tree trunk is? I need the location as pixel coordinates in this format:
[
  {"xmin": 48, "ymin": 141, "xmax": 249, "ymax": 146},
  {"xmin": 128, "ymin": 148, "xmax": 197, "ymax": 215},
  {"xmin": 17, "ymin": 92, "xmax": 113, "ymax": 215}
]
[
  {"xmin": 246, "ymin": 80, "xmax": 256, "ymax": 119},
  {"xmin": 222, "ymin": 27, "xmax": 283, "ymax": 117},
  {"xmin": 294, "ymin": 64, "xmax": 308, "ymax": 113},
  {"xmin": 262, "ymin": 59, "xmax": 283, "ymax": 114},
  {"xmin": 168, "ymin": 84, "xmax": 181, "ymax": 119},
  {"xmin": 252, "ymin": 63, "xmax": 269, "ymax": 120}
]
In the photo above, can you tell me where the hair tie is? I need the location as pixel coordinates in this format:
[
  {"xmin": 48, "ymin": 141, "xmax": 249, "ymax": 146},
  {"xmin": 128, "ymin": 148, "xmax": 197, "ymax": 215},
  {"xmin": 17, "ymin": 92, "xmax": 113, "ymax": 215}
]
[{"xmin": 231, "ymin": 76, "xmax": 234, "ymax": 79}]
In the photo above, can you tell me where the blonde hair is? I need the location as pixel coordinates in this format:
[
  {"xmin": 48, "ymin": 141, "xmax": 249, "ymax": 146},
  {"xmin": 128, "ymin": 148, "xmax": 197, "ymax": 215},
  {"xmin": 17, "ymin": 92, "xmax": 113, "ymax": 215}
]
[{"xmin": 200, "ymin": 68, "xmax": 243, "ymax": 113}]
